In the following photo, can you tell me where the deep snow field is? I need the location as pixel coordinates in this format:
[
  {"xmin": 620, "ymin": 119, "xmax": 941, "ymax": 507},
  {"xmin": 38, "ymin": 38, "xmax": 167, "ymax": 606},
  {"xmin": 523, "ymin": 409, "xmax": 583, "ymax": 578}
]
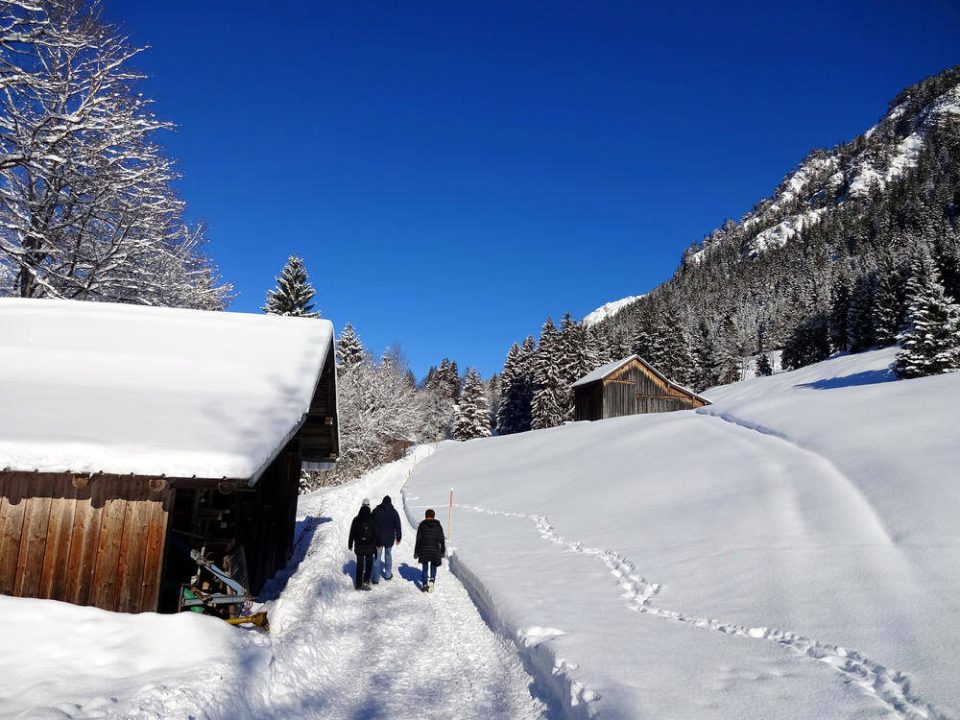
[
  {"xmin": 1, "ymin": 347, "xmax": 958, "ymax": 719},
  {"xmin": 407, "ymin": 346, "xmax": 960, "ymax": 719}
]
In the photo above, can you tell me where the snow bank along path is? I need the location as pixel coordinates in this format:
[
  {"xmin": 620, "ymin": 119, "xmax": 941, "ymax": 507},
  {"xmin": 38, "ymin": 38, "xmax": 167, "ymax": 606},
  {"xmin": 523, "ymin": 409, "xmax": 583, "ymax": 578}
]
[
  {"xmin": 0, "ymin": 448, "xmax": 545, "ymax": 719},
  {"xmin": 406, "ymin": 349, "xmax": 960, "ymax": 719}
]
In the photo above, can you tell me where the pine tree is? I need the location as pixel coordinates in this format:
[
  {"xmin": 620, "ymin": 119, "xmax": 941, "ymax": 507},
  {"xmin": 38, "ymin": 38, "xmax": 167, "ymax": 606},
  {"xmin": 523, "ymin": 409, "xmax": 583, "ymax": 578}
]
[
  {"xmin": 453, "ymin": 369, "xmax": 491, "ymax": 440},
  {"xmin": 632, "ymin": 319, "xmax": 656, "ymax": 361},
  {"xmin": 336, "ymin": 323, "xmax": 367, "ymax": 370},
  {"xmin": 894, "ymin": 253, "xmax": 960, "ymax": 378},
  {"xmin": 531, "ymin": 318, "xmax": 564, "ymax": 430},
  {"xmin": 496, "ymin": 344, "xmax": 527, "ymax": 435},
  {"xmin": 874, "ymin": 256, "xmax": 906, "ymax": 346},
  {"xmin": 847, "ymin": 273, "xmax": 877, "ymax": 352},
  {"xmin": 557, "ymin": 313, "xmax": 593, "ymax": 420},
  {"xmin": 782, "ymin": 313, "xmax": 831, "ymax": 370},
  {"xmin": 263, "ymin": 255, "xmax": 319, "ymax": 317},
  {"xmin": 755, "ymin": 352, "xmax": 773, "ymax": 376},
  {"xmin": 586, "ymin": 325, "xmax": 609, "ymax": 367},
  {"xmin": 716, "ymin": 314, "xmax": 742, "ymax": 385},
  {"xmin": 648, "ymin": 310, "xmax": 693, "ymax": 385},
  {"xmin": 690, "ymin": 319, "xmax": 721, "ymax": 391},
  {"xmin": 829, "ymin": 266, "xmax": 851, "ymax": 352}
]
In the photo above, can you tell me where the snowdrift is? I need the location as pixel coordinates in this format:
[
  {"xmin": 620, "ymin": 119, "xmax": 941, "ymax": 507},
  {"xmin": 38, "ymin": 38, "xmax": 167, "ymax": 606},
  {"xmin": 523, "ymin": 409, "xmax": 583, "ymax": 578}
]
[{"xmin": 406, "ymin": 347, "xmax": 960, "ymax": 719}]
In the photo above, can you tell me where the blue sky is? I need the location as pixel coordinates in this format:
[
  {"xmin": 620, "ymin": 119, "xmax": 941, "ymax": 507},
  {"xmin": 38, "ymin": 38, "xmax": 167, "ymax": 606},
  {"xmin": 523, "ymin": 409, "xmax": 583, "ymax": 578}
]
[{"xmin": 103, "ymin": 1, "xmax": 959, "ymax": 379}]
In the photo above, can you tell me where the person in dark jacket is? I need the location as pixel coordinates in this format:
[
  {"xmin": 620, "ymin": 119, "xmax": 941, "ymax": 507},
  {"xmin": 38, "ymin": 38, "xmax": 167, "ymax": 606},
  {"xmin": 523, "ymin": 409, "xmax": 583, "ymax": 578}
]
[
  {"xmin": 348, "ymin": 498, "xmax": 377, "ymax": 590},
  {"xmin": 413, "ymin": 508, "xmax": 445, "ymax": 592},
  {"xmin": 371, "ymin": 495, "xmax": 402, "ymax": 584}
]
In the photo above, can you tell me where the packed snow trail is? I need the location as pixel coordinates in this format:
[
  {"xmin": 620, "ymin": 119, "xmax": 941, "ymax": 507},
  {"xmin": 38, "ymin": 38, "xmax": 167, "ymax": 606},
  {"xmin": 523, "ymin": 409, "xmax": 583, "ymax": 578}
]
[
  {"xmin": 252, "ymin": 447, "xmax": 546, "ymax": 720},
  {"xmin": 98, "ymin": 448, "xmax": 545, "ymax": 720}
]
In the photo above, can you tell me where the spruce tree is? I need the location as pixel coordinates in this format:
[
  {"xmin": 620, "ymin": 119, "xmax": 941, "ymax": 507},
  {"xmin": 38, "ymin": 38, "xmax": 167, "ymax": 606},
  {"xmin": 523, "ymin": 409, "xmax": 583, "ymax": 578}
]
[
  {"xmin": 336, "ymin": 323, "xmax": 367, "ymax": 370},
  {"xmin": 782, "ymin": 313, "xmax": 831, "ymax": 370},
  {"xmin": 496, "ymin": 343, "xmax": 527, "ymax": 435},
  {"xmin": 532, "ymin": 318, "xmax": 564, "ymax": 430},
  {"xmin": 829, "ymin": 266, "xmax": 851, "ymax": 352},
  {"xmin": 632, "ymin": 319, "xmax": 656, "ymax": 362},
  {"xmin": 263, "ymin": 255, "xmax": 319, "ymax": 317},
  {"xmin": 894, "ymin": 253, "xmax": 960, "ymax": 378},
  {"xmin": 690, "ymin": 319, "xmax": 721, "ymax": 391},
  {"xmin": 755, "ymin": 352, "xmax": 774, "ymax": 376},
  {"xmin": 847, "ymin": 273, "xmax": 878, "ymax": 352},
  {"xmin": 874, "ymin": 256, "xmax": 906, "ymax": 346},
  {"xmin": 717, "ymin": 314, "xmax": 742, "ymax": 385},
  {"xmin": 652, "ymin": 310, "xmax": 694, "ymax": 385},
  {"xmin": 557, "ymin": 313, "xmax": 592, "ymax": 420},
  {"xmin": 453, "ymin": 369, "xmax": 491, "ymax": 440},
  {"xmin": 586, "ymin": 325, "xmax": 609, "ymax": 367}
]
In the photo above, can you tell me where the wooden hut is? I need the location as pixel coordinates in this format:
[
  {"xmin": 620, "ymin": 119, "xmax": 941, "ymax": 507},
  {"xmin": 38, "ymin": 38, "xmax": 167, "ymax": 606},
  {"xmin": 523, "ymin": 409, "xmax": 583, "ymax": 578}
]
[
  {"xmin": 572, "ymin": 355, "xmax": 710, "ymax": 421},
  {"xmin": 0, "ymin": 298, "xmax": 338, "ymax": 613}
]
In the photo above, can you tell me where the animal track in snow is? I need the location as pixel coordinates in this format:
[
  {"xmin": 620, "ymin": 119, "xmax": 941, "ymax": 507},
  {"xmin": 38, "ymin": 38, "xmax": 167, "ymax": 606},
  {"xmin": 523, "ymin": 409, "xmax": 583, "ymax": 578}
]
[{"xmin": 457, "ymin": 503, "xmax": 952, "ymax": 720}]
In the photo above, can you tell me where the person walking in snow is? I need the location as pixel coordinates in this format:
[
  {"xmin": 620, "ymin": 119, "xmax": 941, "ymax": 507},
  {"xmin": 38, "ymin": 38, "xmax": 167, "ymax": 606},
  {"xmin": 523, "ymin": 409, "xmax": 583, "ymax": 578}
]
[
  {"xmin": 348, "ymin": 498, "xmax": 378, "ymax": 591},
  {"xmin": 413, "ymin": 508, "xmax": 445, "ymax": 593},
  {"xmin": 371, "ymin": 495, "xmax": 402, "ymax": 584}
]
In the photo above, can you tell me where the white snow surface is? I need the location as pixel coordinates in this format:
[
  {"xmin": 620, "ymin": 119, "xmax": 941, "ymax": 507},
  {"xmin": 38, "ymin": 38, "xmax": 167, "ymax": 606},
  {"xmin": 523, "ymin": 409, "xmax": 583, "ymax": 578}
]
[
  {"xmin": 0, "ymin": 298, "xmax": 333, "ymax": 480},
  {"xmin": 0, "ymin": 447, "xmax": 546, "ymax": 719},
  {"xmin": 5, "ymin": 348, "xmax": 959, "ymax": 719},
  {"xmin": 581, "ymin": 295, "xmax": 643, "ymax": 327},
  {"xmin": 407, "ymin": 348, "xmax": 960, "ymax": 718}
]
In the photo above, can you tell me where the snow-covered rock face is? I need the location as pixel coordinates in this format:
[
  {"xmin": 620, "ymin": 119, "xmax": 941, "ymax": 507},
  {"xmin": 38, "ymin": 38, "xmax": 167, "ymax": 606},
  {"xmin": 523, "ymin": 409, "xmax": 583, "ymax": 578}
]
[
  {"xmin": 581, "ymin": 295, "xmax": 645, "ymax": 327},
  {"xmin": 684, "ymin": 76, "xmax": 960, "ymax": 268}
]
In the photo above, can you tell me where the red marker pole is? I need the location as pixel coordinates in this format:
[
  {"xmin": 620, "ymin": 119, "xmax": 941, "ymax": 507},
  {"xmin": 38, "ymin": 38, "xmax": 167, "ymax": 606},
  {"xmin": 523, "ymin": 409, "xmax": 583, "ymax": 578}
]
[{"xmin": 448, "ymin": 488, "xmax": 453, "ymax": 541}]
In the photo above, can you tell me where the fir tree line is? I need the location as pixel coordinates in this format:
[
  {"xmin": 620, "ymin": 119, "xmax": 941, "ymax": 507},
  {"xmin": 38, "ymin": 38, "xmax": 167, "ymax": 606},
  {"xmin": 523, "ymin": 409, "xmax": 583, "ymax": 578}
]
[{"xmin": 265, "ymin": 252, "xmax": 500, "ymax": 488}]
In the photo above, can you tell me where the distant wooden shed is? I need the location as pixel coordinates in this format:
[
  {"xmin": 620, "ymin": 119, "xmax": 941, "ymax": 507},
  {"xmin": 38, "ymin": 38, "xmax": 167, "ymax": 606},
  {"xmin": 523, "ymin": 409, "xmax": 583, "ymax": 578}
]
[
  {"xmin": 0, "ymin": 299, "xmax": 338, "ymax": 613},
  {"xmin": 572, "ymin": 355, "xmax": 710, "ymax": 421}
]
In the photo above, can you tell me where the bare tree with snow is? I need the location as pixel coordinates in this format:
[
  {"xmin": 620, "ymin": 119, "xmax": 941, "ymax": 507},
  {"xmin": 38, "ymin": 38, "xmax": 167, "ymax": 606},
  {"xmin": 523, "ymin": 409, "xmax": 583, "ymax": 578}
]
[{"xmin": 0, "ymin": 0, "xmax": 229, "ymax": 308}]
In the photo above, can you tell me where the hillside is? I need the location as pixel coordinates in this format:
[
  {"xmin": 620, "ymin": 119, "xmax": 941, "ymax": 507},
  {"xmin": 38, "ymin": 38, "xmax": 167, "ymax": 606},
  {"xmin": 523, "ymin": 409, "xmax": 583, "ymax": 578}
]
[
  {"xmin": 407, "ymin": 349, "xmax": 960, "ymax": 718},
  {"xmin": 561, "ymin": 66, "xmax": 960, "ymax": 395}
]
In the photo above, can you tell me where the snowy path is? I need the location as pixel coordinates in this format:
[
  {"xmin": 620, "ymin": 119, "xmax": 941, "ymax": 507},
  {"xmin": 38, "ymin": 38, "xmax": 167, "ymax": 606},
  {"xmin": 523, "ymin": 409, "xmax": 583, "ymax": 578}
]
[
  {"xmin": 95, "ymin": 448, "xmax": 545, "ymax": 720},
  {"xmin": 251, "ymin": 448, "xmax": 546, "ymax": 720}
]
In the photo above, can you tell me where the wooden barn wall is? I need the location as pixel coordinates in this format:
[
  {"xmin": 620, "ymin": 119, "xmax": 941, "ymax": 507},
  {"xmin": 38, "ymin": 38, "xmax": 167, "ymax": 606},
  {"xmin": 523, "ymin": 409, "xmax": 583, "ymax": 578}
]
[
  {"xmin": 600, "ymin": 362, "xmax": 704, "ymax": 419},
  {"xmin": 0, "ymin": 473, "xmax": 173, "ymax": 613}
]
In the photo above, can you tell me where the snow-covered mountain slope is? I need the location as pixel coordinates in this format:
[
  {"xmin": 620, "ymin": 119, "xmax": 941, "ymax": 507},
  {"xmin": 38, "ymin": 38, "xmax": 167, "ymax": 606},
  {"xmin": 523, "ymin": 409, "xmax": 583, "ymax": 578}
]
[
  {"xmin": 581, "ymin": 295, "xmax": 644, "ymax": 327},
  {"xmin": 683, "ymin": 67, "xmax": 960, "ymax": 267},
  {"xmin": 407, "ymin": 349, "xmax": 960, "ymax": 719}
]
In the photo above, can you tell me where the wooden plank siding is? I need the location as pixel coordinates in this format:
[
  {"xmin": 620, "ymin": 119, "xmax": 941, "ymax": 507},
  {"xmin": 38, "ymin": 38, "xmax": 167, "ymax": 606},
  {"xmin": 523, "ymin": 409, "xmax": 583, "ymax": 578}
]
[
  {"xmin": 0, "ymin": 472, "xmax": 173, "ymax": 613},
  {"xmin": 574, "ymin": 357, "xmax": 709, "ymax": 422}
]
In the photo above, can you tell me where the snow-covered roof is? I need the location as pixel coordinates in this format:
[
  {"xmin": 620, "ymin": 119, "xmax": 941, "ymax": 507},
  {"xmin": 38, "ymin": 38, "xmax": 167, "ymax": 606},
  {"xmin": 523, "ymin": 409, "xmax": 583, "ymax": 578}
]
[
  {"xmin": 570, "ymin": 356, "xmax": 635, "ymax": 388},
  {"xmin": 570, "ymin": 354, "xmax": 710, "ymax": 403},
  {"xmin": 0, "ymin": 299, "xmax": 334, "ymax": 482}
]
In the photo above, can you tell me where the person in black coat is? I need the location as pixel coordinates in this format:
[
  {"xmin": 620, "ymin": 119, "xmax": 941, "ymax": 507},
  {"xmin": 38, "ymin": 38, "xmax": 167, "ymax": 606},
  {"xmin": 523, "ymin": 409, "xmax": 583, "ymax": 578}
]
[
  {"xmin": 413, "ymin": 508, "xmax": 446, "ymax": 592},
  {"xmin": 371, "ymin": 495, "xmax": 402, "ymax": 584},
  {"xmin": 348, "ymin": 499, "xmax": 377, "ymax": 590}
]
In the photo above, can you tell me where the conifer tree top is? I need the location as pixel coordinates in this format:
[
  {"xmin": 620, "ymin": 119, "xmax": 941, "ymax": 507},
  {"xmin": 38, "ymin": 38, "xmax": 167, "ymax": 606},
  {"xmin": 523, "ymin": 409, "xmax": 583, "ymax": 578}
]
[{"xmin": 263, "ymin": 255, "xmax": 320, "ymax": 318}]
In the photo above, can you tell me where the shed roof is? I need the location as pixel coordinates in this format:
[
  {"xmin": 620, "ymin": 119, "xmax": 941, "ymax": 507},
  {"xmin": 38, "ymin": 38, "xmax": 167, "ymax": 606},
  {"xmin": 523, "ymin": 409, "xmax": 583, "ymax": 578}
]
[
  {"xmin": 0, "ymin": 299, "xmax": 334, "ymax": 482},
  {"xmin": 570, "ymin": 354, "xmax": 710, "ymax": 404}
]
